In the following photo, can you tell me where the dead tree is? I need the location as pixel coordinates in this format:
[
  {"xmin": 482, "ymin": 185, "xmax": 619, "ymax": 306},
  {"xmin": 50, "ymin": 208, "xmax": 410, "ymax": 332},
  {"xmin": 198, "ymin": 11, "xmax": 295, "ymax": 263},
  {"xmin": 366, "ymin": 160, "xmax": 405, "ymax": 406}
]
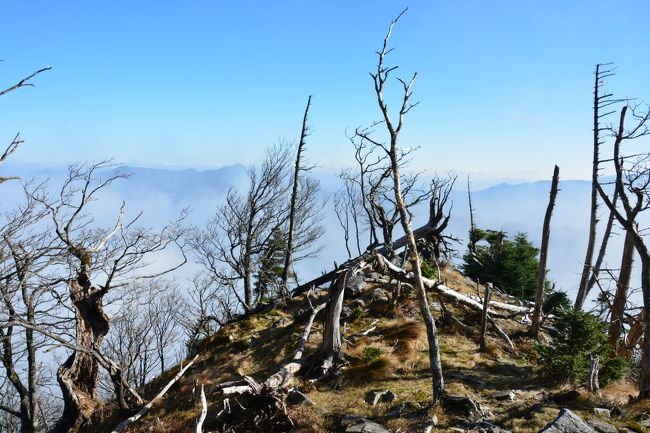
[
  {"xmin": 0, "ymin": 189, "xmax": 55, "ymax": 433},
  {"xmin": 281, "ymin": 95, "xmax": 314, "ymax": 298},
  {"xmin": 595, "ymin": 103, "xmax": 650, "ymax": 398},
  {"xmin": 29, "ymin": 162, "xmax": 187, "ymax": 432},
  {"xmin": 363, "ymin": 8, "xmax": 445, "ymax": 402},
  {"xmin": 479, "ymin": 285, "xmax": 491, "ymax": 351},
  {"xmin": 194, "ymin": 144, "xmax": 322, "ymax": 312},
  {"xmin": 585, "ymin": 191, "xmax": 619, "ymax": 294},
  {"xmin": 530, "ymin": 165, "xmax": 560, "ymax": 338},
  {"xmin": 467, "ymin": 174, "xmax": 477, "ymax": 253},
  {"xmin": 0, "ymin": 66, "xmax": 51, "ymax": 183},
  {"xmin": 608, "ymin": 231, "xmax": 635, "ymax": 352},
  {"xmin": 575, "ymin": 63, "xmax": 623, "ymax": 310}
]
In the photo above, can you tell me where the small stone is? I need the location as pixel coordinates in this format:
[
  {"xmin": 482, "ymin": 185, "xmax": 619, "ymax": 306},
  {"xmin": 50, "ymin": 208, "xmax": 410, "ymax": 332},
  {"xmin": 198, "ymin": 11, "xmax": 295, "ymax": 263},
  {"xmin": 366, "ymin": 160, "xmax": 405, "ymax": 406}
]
[
  {"xmin": 422, "ymin": 415, "xmax": 439, "ymax": 433},
  {"xmin": 587, "ymin": 418, "xmax": 618, "ymax": 433},
  {"xmin": 642, "ymin": 418, "xmax": 650, "ymax": 427},
  {"xmin": 593, "ymin": 408, "xmax": 610, "ymax": 417},
  {"xmin": 341, "ymin": 415, "xmax": 366, "ymax": 427},
  {"xmin": 346, "ymin": 272, "xmax": 366, "ymax": 296},
  {"xmin": 344, "ymin": 418, "xmax": 390, "ymax": 433},
  {"xmin": 539, "ymin": 409, "xmax": 597, "ymax": 433},
  {"xmin": 372, "ymin": 288, "xmax": 389, "ymax": 301},
  {"xmin": 365, "ymin": 389, "xmax": 395, "ymax": 406},
  {"xmin": 494, "ymin": 390, "xmax": 516, "ymax": 401}
]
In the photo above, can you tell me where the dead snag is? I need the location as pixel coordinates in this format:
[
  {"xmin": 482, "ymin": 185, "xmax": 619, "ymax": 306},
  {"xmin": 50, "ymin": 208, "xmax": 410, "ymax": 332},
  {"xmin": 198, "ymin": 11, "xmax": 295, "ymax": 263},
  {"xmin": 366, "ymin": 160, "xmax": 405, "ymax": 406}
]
[
  {"xmin": 214, "ymin": 295, "xmax": 328, "ymax": 431},
  {"xmin": 479, "ymin": 285, "xmax": 491, "ymax": 351},
  {"xmin": 530, "ymin": 165, "xmax": 560, "ymax": 338},
  {"xmin": 111, "ymin": 355, "xmax": 198, "ymax": 433}
]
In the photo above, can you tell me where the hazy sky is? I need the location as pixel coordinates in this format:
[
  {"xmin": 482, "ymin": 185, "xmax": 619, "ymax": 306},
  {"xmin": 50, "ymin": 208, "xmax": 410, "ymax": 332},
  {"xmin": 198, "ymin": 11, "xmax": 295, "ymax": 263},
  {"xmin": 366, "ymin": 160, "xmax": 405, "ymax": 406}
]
[{"xmin": 1, "ymin": 0, "xmax": 649, "ymax": 180}]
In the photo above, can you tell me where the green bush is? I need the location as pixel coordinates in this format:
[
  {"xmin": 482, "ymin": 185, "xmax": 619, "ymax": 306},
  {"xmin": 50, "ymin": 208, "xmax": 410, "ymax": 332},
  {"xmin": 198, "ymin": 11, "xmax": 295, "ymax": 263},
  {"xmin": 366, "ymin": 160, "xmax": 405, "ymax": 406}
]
[
  {"xmin": 462, "ymin": 229, "xmax": 539, "ymax": 300},
  {"xmin": 361, "ymin": 346, "xmax": 384, "ymax": 364},
  {"xmin": 536, "ymin": 308, "xmax": 626, "ymax": 387},
  {"xmin": 420, "ymin": 260, "xmax": 439, "ymax": 280}
]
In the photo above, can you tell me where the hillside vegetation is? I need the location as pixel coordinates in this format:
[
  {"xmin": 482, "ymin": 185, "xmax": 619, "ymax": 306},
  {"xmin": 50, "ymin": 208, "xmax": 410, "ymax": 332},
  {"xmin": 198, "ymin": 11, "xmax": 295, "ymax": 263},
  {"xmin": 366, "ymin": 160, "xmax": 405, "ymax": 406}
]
[{"xmin": 92, "ymin": 264, "xmax": 649, "ymax": 433}]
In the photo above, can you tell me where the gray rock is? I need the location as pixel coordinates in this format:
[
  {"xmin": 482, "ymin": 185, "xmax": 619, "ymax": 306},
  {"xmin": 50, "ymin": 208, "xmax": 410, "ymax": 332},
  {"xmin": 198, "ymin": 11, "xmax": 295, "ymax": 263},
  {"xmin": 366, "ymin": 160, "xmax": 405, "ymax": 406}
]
[
  {"xmin": 494, "ymin": 390, "xmax": 516, "ymax": 401},
  {"xmin": 386, "ymin": 401, "xmax": 422, "ymax": 419},
  {"xmin": 539, "ymin": 409, "xmax": 597, "ymax": 433},
  {"xmin": 372, "ymin": 288, "xmax": 389, "ymax": 301},
  {"xmin": 593, "ymin": 408, "xmax": 611, "ymax": 417},
  {"xmin": 341, "ymin": 415, "xmax": 366, "ymax": 427},
  {"xmin": 587, "ymin": 418, "xmax": 618, "ymax": 433},
  {"xmin": 347, "ymin": 273, "xmax": 366, "ymax": 294},
  {"xmin": 342, "ymin": 416, "xmax": 390, "ymax": 433},
  {"xmin": 422, "ymin": 415, "xmax": 439, "ymax": 433},
  {"xmin": 642, "ymin": 417, "xmax": 650, "ymax": 427},
  {"xmin": 365, "ymin": 389, "xmax": 395, "ymax": 406}
]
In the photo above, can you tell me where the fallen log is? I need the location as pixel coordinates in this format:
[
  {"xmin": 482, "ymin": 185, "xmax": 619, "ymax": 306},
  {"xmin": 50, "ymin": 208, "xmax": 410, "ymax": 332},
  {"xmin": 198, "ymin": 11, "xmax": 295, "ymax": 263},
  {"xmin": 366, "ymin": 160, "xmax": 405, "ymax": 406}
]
[
  {"xmin": 375, "ymin": 254, "xmax": 518, "ymax": 348},
  {"xmin": 111, "ymin": 355, "xmax": 199, "ymax": 433},
  {"xmin": 214, "ymin": 295, "xmax": 326, "ymax": 431}
]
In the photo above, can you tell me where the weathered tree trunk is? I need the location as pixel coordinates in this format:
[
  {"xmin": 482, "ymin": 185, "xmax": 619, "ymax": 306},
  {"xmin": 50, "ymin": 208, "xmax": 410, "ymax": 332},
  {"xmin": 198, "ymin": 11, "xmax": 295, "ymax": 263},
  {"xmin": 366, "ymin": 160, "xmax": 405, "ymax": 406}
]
[
  {"xmin": 585, "ymin": 193, "xmax": 618, "ymax": 294},
  {"xmin": 467, "ymin": 174, "xmax": 477, "ymax": 253},
  {"xmin": 608, "ymin": 231, "xmax": 635, "ymax": 352},
  {"xmin": 52, "ymin": 277, "xmax": 110, "ymax": 433},
  {"xmin": 588, "ymin": 354, "xmax": 600, "ymax": 393},
  {"xmin": 576, "ymin": 64, "xmax": 605, "ymax": 310},
  {"xmin": 531, "ymin": 165, "xmax": 560, "ymax": 338},
  {"xmin": 281, "ymin": 96, "xmax": 312, "ymax": 298},
  {"xmin": 479, "ymin": 285, "xmax": 491, "ymax": 351},
  {"xmin": 318, "ymin": 271, "xmax": 350, "ymax": 374},
  {"xmin": 638, "ymin": 256, "xmax": 650, "ymax": 398}
]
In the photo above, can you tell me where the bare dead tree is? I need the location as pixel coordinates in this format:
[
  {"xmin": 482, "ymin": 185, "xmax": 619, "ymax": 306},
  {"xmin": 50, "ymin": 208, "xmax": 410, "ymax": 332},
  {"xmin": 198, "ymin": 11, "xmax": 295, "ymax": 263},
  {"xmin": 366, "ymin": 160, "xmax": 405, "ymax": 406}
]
[
  {"xmin": 194, "ymin": 143, "xmax": 322, "ymax": 313},
  {"xmin": 0, "ymin": 66, "xmax": 51, "ymax": 184},
  {"xmin": 530, "ymin": 165, "xmax": 560, "ymax": 338},
  {"xmin": 362, "ymin": 8, "xmax": 445, "ymax": 403},
  {"xmin": 0, "ymin": 186, "xmax": 56, "ymax": 433},
  {"xmin": 585, "ymin": 191, "xmax": 619, "ymax": 294},
  {"xmin": 595, "ymin": 102, "xmax": 650, "ymax": 398},
  {"xmin": 467, "ymin": 174, "xmax": 478, "ymax": 253},
  {"xmin": 608, "ymin": 231, "xmax": 636, "ymax": 352},
  {"xmin": 193, "ymin": 145, "xmax": 291, "ymax": 312},
  {"xmin": 281, "ymin": 95, "xmax": 313, "ymax": 298},
  {"xmin": 181, "ymin": 275, "xmax": 236, "ymax": 352},
  {"xmin": 24, "ymin": 161, "xmax": 187, "ymax": 432},
  {"xmin": 576, "ymin": 63, "xmax": 624, "ymax": 309}
]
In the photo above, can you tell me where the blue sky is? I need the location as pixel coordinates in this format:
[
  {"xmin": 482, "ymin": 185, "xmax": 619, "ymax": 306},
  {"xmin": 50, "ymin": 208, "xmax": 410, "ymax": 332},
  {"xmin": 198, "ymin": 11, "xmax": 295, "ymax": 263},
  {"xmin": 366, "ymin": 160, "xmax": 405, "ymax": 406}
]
[{"xmin": 1, "ymin": 0, "xmax": 649, "ymax": 180}]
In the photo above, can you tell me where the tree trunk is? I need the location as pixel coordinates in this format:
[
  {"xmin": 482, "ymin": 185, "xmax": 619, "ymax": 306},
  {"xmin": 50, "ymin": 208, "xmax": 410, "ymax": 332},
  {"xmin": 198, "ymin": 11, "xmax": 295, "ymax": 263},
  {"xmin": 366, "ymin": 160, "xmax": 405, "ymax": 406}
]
[
  {"xmin": 608, "ymin": 230, "xmax": 635, "ymax": 352},
  {"xmin": 281, "ymin": 95, "xmax": 312, "ymax": 298},
  {"xmin": 390, "ymin": 155, "xmax": 445, "ymax": 403},
  {"xmin": 479, "ymin": 285, "xmax": 491, "ymax": 351},
  {"xmin": 319, "ymin": 271, "xmax": 349, "ymax": 374},
  {"xmin": 531, "ymin": 165, "xmax": 560, "ymax": 338},
  {"xmin": 638, "ymin": 256, "xmax": 650, "ymax": 398},
  {"xmin": 576, "ymin": 64, "xmax": 604, "ymax": 310},
  {"xmin": 585, "ymin": 192, "xmax": 618, "ymax": 295},
  {"xmin": 52, "ymin": 278, "xmax": 110, "ymax": 433}
]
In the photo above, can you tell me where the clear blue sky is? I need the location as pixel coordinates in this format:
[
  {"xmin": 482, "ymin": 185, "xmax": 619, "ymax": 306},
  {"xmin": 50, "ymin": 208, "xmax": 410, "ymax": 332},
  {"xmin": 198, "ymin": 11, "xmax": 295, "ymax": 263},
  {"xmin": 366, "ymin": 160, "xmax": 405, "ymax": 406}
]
[{"xmin": 1, "ymin": 0, "xmax": 649, "ymax": 180}]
